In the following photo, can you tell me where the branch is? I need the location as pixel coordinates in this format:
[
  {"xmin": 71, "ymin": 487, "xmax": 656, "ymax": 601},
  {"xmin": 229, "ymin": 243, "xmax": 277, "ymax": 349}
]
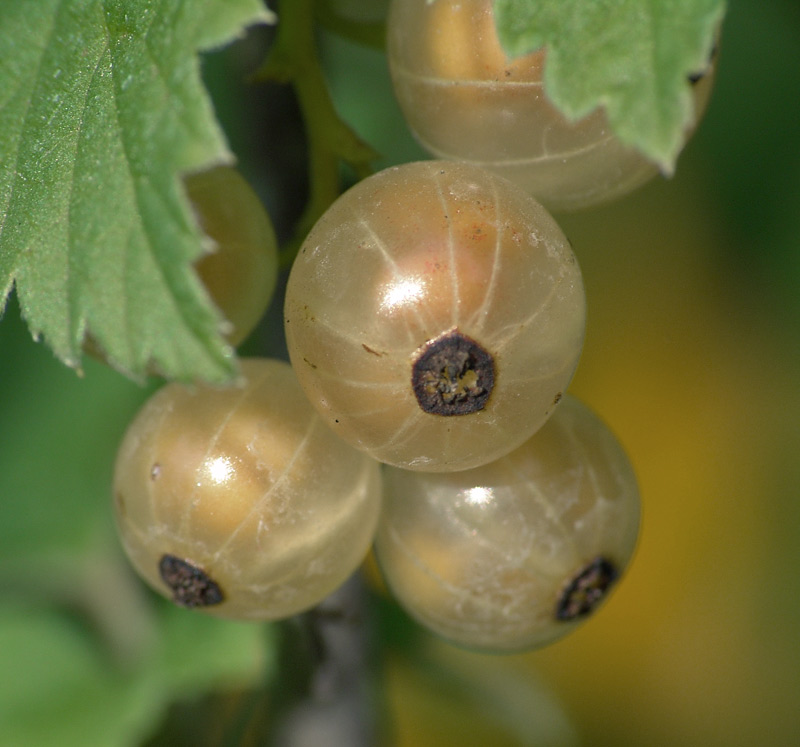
[{"xmin": 256, "ymin": 0, "xmax": 379, "ymax": 268}]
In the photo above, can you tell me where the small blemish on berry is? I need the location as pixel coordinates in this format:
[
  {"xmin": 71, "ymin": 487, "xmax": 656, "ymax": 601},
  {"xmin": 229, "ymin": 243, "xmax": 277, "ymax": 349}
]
[{"xmin": 362, "ymin": 343, "xmax": 385, "ymax": 357}]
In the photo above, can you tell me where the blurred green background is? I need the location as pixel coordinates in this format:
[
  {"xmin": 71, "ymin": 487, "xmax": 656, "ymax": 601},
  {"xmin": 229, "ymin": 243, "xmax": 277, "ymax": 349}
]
[{"xmin": 1, "ymin": 0, "xmax": 799, "ymax": 744}]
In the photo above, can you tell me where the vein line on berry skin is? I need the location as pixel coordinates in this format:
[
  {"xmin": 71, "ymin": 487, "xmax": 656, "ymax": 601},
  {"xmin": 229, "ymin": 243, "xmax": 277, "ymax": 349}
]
[
  {"xmin": 294, "ymin": 312, "xmax": 408, "ymax": 359},
  {"xmin": 385, "ymin": 525, "xmax": 525, "ymax": 622},
  {"xmin": 505, "ymin": 453, "xmax": 583, "ymax": 568},
  {"xmin": 145, "ymin": 401, "xmax": 176, "ymax": 538},
  {"xmin": 432, "ymin": 170, "xmax": 461, "ymax": 328},
  {"xmin": 435, "ymin": 416, "xmax": 514, "ymax": 474},
  {"xmin": 343, "ymin": 401, "xmax": 409, "ymax": 419},
  {"xmin": 176, "ymin": 369, "xmax": 272, "ymax": 541},
  {"xmin": 370, "ymin": 407, "xmax": 427, "ymax": 456},
  {"xmin": 356, "ymin": 214, "xmax": 431, "ymax": 344},
  {"xmin": 467, "ymin": 177, "xmax": 504, "ymax": 335},
  {"xmin": 210, "ymin": 414, "xmax": 321, "ymax": 564},
  {"xmin": 476, "ymin": 418, "xmax": 519, "ymax": 459},
  {"xmin": 498, "ymin": 349, "xmax": 583, "ymax": 388},
  {"xmin": 421, "ymin": 127, "xmax": 618, "ymax": 169},
  {"xmin": 391, "ymin": 65, "xmax": 545, "ymax": 90},
  {"xmin": 120, "ymin": 503, "xmax": 158, "ymax": 550},
  {"xmin": 561, "ymin": 417, "xmax": 617, "ymax": 554},
  {"xmin": 491, "ymin": 271, "xmax": 567, "ymax": 355},
  {"xmin": 443, "ymin": 486, "xmax": 536, "ymax": 565},
  {"xmin": 305, "ymin": 365, "xmax": 400, "ymax": 390}
]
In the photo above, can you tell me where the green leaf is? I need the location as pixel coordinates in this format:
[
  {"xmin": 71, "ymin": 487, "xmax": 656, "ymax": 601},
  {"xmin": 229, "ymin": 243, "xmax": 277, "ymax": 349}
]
[
  {"xmin": 0, "ymin": 294, "xmax": 150, "ymax": 556},
  {"xmin": 0, "ymin": 599, "xmax": 268, "ymax": 747},
  {"xmin": 0, "ymin": 603, "xmax": 151, "ymax": 747},
  {"xmin": 494, "ymin": 0, "xmax": 726, "ymax": 172},
  {"xmin": 0, "ymin": 0, "xmax": 274, "ymax": 383}
]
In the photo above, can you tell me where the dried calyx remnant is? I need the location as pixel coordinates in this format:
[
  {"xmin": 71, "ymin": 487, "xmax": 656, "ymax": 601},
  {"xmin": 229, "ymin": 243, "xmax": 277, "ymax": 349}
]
[
  {"xmin": 411, "ymin": 329, "xmax": 495, "ymax": 415},
  {"xmin": 556, "ymin": 556, "xmax": 619, "ymax": 621},
  {"xmin": 159, "ymin": 554, "xmax": 224, "ymax": 608}
]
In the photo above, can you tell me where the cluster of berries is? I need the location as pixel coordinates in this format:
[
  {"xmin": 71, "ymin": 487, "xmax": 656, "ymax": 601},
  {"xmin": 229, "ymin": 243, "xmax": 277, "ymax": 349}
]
[{"xmin": 113, "ymin": 0, "xmax": 715, "ymax": 652}]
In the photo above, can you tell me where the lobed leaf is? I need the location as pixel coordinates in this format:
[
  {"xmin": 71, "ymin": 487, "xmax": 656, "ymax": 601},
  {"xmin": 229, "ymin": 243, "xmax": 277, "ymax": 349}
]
[
  {"xmin": 494, "ymin": 0, "xmax": 726, "ymax": 172},
  {"xmin": 0, "ymin": 0, "xmax": 274, "ymax": 383}
]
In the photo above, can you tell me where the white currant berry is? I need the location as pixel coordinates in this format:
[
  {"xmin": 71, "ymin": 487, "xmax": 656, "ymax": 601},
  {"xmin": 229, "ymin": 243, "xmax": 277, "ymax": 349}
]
[
  {"xmin": 373, "ymin": 395, "xmax": 641, "ymax": 653},
  {"xmin": 387, "ymin": 0, "xmax": 717, "ymax": 211},
  {"xmin": 284, "ymin": 161, "xmax": 585, "ymax": 472},
  {"xmin": 186, "ymin": 165, "xmax": 279, "ymax": 346},
  {"xmin": 113, "ymin": 358, "xmax": 382, "ymax": 620}
]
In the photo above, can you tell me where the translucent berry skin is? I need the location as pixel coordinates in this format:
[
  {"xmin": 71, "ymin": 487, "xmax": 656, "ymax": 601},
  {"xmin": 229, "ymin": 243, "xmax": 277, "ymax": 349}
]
[
  {"xmin": 113, "ymin": 358, "xmax": 382, "ymax": 621},
  {"xmin": 284, "ymin": 161, "xmax": 585, "ymax": 472},
  {"xmin": 387, "ymin": 0, "xmax": 717, "ymax": 211},
  {"xmin": 373, "ymin": 395, "xmax": 641, "ymax": 653},
  {"xmin": 186, "ymin": 166, "xmax": 278, "ymax": 346}
]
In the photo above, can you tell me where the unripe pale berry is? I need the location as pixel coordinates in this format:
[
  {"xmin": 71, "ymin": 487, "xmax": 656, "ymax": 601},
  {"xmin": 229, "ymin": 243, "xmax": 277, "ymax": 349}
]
[
  {"xmin": 374, "ymin": 395, "xmax": 641, "ymax": 652},
  {"xmin": 387, "ymin": 0, "xmax": 717, "ymax": 211},
  {"xmin": 186, "ymin": 165, "xmax": 279, "ymax": 346},
  {"xmin": 113, "ymin": 358, "xmax": 382, "ymax": 620},
  {"xmin": 284, "ymin": 161, "xmax": 586, "ymax": 472}
]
